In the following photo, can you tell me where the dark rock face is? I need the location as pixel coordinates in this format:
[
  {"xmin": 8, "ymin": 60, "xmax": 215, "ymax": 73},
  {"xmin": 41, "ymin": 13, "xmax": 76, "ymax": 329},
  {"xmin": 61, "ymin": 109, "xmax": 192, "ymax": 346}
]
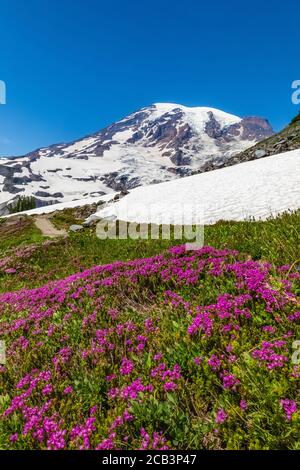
[
  {"xmin": 205, "ymin": 113, "xmax": 274, "ymax": 145},
  {"xmin": 228, "ymin": 119, "xmax": 300, "ymax": 166},
  {"xmin": 0, "ymin": 164, "xmax": 17, "ymax": 178},
  {"xmin": 205, "ymin": 112, "xmax": 223, "ymax": 139},
  {"xmin": 0, "ymin": 160, "xmax": 46, "ymax": 195},
  {"xmin": 34, "ymin": 191, "xmax": 64, "ymax": 198},
  {"xmin": 90, "ymin": 110, "xmax": 150, "ymax": 156},
  {"xmin": 170, "ymin": 150, "xmax": 192, "ymax": 166},
  {"xmin": 192, "ymin": 119, "xmax": 300, "ymax": 176},
  {"xmin": 2, "ymin": 184, "xmax": 25, "ymax": 194},
  {"xmin": 103, "ymin": 172, "xmax": 141, "ymax": 191},
  {"xmin": 240, "ymin": 117, "xmax": 274, "ymax": 141},
  {"xmin": 34, "ymin": 198, "xmax": 61, "ymax": 208}
]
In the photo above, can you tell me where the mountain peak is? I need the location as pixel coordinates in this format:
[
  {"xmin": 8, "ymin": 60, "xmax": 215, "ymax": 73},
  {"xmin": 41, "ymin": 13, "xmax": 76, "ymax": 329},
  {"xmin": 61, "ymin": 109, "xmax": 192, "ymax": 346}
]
[{"xmin": 0, "ymin": 103, "xmax": 274, "ymax": 215}]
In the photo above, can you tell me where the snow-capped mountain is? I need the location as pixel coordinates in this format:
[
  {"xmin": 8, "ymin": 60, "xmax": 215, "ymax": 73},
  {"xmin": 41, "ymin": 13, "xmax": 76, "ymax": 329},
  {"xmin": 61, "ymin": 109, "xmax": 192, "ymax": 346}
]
[
  {"xmin": 0, "ymin": 103, "xmax": 273, "ymax": 214},
  {"xmin": 5, "ymin": 149, "xmax": 299, "ymax": 231}
]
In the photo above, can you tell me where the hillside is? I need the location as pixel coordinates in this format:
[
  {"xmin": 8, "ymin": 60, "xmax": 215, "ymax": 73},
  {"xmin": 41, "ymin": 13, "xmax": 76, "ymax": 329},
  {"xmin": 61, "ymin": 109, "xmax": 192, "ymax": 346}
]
[
  {"xmin": 0, "ymin": 210, "xmax": 299, "ymax": 450},
  {"xmin": 225, "ymin": 113, "xmax": 300, "ymax": 166}
]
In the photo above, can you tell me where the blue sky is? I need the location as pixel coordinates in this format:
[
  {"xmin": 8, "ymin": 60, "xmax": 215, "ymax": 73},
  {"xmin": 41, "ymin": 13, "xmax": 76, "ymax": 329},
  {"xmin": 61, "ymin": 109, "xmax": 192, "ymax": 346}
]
[{"xmin": 0, "ymin": 0, "xmax": 299, "ymax": 156}]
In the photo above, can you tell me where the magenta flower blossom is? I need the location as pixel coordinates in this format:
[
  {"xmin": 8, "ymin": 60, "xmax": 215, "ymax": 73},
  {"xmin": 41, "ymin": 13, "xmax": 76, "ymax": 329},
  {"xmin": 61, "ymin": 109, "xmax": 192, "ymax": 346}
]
[
  {"xmin": 193, "ymin": 356, "xmax": 203, "ymax": 366},
  {"xmin": 208, "ymin": 354, "xmax": 221, "ymax": 371},
  {"xmin": 164, "ymin": 381, "xmax": 177, "ymax": 392},
  {"xmin": 240, "ymin": 400, "xmax": 248, "ymax": 411},
  {"xmin": 252, "ymin": 341, "xmax": 289, "ymax": 370},
  {"xmin": 42, "ymin": 384, "xmax": 53, "ymax": 396},
  {"xmin": 215, "ymin": 408, "xmax": 228, "ymax": 424},
  {"xmin": 96, "ymin": 433, "xmax": 116, "ymax": 450},
  {"xmin": 154, "ymin": 353, "xmax": 163, "ymax": 361},
  {"xmin": 262, "ymin": 325, "xmax": 277, "ymax": 334},
  {"xmin": 5, "ymin": 268, "xmax": 17, "ymax": 274},
  {"xmin": 120, "ymin": 357, "xmax": 134, "ymax": 376},
  {"xmin": 280, "ymin": 399, "xmax": 297, "ymax": 421},
  {"xmin": 221, "ymin": 371, "xmax": 240, "ymax": 390}
]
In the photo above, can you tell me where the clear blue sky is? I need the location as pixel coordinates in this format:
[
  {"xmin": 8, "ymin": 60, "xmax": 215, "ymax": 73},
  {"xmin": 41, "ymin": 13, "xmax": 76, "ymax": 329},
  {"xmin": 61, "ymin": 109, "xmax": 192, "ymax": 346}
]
[{"xmin": 0, "ymin": 0, "xmax": 299, "ymax": 156}]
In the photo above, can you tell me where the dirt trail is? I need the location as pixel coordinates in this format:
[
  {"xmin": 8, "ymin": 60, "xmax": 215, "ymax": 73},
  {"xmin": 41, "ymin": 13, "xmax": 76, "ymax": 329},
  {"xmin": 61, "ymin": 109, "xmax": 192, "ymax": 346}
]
[{"xmin": 34, "ymin": 216, "xmax": 67, "ymax": 238}]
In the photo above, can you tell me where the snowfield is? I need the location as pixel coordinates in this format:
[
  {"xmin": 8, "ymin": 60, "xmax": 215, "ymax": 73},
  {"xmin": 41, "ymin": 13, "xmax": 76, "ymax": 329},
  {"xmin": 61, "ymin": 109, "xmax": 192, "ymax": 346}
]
[
  {"xmin": 2, "ymin": 193, "xmax": 116, "ymax": 218},
  {"xmin": 90, "ymin": 149, "xmax": 300, "ymax": 225}
]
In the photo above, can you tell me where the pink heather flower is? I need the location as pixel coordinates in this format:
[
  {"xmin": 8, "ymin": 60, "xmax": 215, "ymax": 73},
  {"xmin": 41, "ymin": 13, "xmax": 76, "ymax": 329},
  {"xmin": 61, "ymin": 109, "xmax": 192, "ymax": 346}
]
[
  {"xmin": 164, "ymin": 381, "xmax": 177, "ymax": 392},
  {"xmin": 139, "ymin": 428, "xmax": 169, "ymax": 450},
  {"xmin": 145, "ymin": 318, "xmax": 156, "ymax": 332},
  {"xmin": 106, "ymin": 374, "xmax": 117, "ymax": 382},
  {"xmin": 119, "ymin": 378, "xmax": 153, "ymax": 400},
  {"xmin": 252, "ymin": 340, "xmax": 289, "ymax": 370},
  {"xmin": 120, "ymin": 358, "xmax": 134, "ymax": 376},
  {"xmin": 47, "ymin": 325, "xmax": 55, "ymax": 336},
  {"xmin": 208, "ymin": 354, "xmax": 221, "ymax": 371},
  {"xmin": 154, "ymin": 353, "xmax": 163, "ymax": 361},
  {"xmin": 109, "ymin": 409, "xmax": 134, "ymax": 431},
  {"xmin": 47, "ymin": 430, "xmax": 66, "ymax": 450},
  {"xmin": 280, "ymin": 399, "xmax": 297, "ymax": 421},
  {"xmin": 187, "ymin": 311, "xmax": 214, "ymax": 336},
  {"xmin": 215, "ymin": 408, "xmax": 228, "ymax": 424},
  {"xmin": 96, "ymin": 433, "xmax": 116, "ymax": 450},
  {"xmin": 70, "ymin": 417, "xmax": 96, "ymax": 450},
  {"xmin": 262, "ymin": 325, "xmax": 276, "ymax": 334},
  {"xmin": 10, "ymin": 433, "xmax": 18, "ymax": 443},
  {"xmin": 221, "ymin": 371, "xmax": 240, "ymax": 390},
  {"xmin": 123, "ymin": 409, "xmax": 134, "ymax": 422},
  {"xmin": 290, "ymin": 366, "xmax": 300, "ymax": 379},
  {"xmin": 108, "ymin": 308, "xmax": 119, "ymax": 319},
  {"xmin": 240, "ymin": 400, "xmax": 248, "ymax": 411},
  {"xmin": 193, "ymin": 356, "xmax": 203, "ymax": 366},
  {"xmin": 89, "ymin": 405, "xmax": 98, "ymax": 416},
  {"xmin": 288, "ymin": 312, "xmax": 300, "ymax": 322},
  {"xmin": 42, "ymin": 384, "xmax": 53, "ymax": 396},
  {"xmin": 63, "ymin": 386, "xmax": 74, "ymax": 395},
  {"xmin": 5, "ymin": 268, "xmax": 17, "ymax": 274}
]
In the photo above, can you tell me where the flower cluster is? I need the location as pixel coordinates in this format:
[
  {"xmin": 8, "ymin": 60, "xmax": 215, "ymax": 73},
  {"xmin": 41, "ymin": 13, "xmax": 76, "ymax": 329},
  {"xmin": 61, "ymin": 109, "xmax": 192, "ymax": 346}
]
[{"xmin": 1, "ymin": 244, "xmax": 299, "ymax": 450}]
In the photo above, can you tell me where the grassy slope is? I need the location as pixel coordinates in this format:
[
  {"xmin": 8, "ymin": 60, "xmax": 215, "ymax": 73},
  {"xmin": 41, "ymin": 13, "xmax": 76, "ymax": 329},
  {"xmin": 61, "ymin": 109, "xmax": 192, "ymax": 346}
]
[
  {"xmin": 0, "ymin": 217, "xmax": 44, "ymax": 254},
  {"xmin": 0, "ymin": 209, "xmax": 299, "ymax": 293},
  {"xmin": 0, "ymin": 215, "xmax": 299, "ymax": 450}
]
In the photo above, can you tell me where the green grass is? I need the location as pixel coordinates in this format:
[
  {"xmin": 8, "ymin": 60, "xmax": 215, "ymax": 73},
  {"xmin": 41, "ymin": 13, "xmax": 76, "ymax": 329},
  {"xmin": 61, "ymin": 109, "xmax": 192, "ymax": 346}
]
[
  {"xmin": 0, "ymin": 216, "xmax": 44, "ymax": 256},
  {"xmin": 0, "ymin": 210, "xmax": 299, "ymax": 293},
  {"xmin": 204, "ymin": 211, "xmax": 300, "ymax": 266}
]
